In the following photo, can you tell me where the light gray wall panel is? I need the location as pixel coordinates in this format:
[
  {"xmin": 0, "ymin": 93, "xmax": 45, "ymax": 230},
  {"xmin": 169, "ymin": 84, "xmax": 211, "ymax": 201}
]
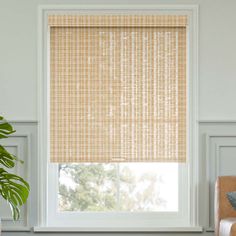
[
  {"xmin": 219, "ymin": 147, "xmax": 236, "ymax": 175},
  {"xmin": 199, "ymin": 122, "xmax": 236, "ymax": 231},
  {"xmin": 0, "ymin": 122, "xmax": 38, "ymax": 231},
  {"xmin": 0, "ymin": 136, "xmax": 28, "ymax": 228}
]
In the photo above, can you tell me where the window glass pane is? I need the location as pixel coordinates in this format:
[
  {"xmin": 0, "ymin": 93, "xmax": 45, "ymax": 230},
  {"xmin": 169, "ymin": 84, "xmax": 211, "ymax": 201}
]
[{"xmin": 58, "ymin": 163, "xmax": 178, "ymax": 212}]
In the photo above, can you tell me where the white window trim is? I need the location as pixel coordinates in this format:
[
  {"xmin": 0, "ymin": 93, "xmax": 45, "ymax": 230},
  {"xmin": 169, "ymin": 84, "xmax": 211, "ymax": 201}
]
[{"xmin": 37, "ymin": 4, "xmax": 199, "ymax": 232}]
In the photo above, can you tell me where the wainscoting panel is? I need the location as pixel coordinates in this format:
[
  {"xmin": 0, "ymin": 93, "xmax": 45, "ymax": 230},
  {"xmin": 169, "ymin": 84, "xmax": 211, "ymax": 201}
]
[
  {"xmin": 199, "ymin": 122, "xmax": 236, "ymax": 231},
  {"xmin": 206, "ymin": 134, "xmax": 236, "ymax": 230},
  {"xmin": 0, "ymin": 122, "xmax": 37, "ymax": 230}
]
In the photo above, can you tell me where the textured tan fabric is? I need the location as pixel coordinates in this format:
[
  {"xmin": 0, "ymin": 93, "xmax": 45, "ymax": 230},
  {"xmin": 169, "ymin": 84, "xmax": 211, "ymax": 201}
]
[
  {"xmin": 215, "ymin": 176, "xmax": 236, "ymax": 236},
  {"xmin": 48, "ymin": 15, "xmax": 188, "ymax": 27},
  {"xmin": 49, "ymin": 15, "xmax": 187, "ymax": 163}
]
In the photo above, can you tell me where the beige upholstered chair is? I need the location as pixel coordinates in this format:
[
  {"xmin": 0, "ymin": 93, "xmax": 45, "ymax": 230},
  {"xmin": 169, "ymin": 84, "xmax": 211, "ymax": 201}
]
[{"xmin": 215, "ymin": 176, "xmax": 236, "ymax": 236}]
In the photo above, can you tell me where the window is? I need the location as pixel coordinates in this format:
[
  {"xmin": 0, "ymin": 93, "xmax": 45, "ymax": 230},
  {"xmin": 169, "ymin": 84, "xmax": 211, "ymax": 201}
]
[
  {"xmin": 47, "ymin": 162, "xmax": 187, "ymax": 228},
  {"xmin": 58, "ymin": 163, "xmax": 178, "ymax": 212},
  {"xmin": 38, "ymin": 6, "xmax": 199, "ymax": 231}
]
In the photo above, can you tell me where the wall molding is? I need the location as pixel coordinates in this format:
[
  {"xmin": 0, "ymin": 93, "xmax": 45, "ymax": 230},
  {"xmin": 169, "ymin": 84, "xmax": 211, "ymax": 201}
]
[
  {"xmin": 199, "ymin": 119, "xmax": 236, "ymax": 123},
  {"xmin": 2, "ymin": 227, "xmax": 31, "ymax": 232},
  {"xmin": 0, "ymin": 133, "xmax": 32, "ymax": 230},
  {"xmin": 205, "ymin": 133, "xmax": 236, "ymax": 231},
  {"xmin": 8, "ymin": 120, "xmax": 38, "ymax": 124}
]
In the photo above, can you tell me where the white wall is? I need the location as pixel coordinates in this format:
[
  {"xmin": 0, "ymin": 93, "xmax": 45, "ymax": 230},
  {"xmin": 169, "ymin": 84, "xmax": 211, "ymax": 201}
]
[
  {"xmin": 1, "ymin": 0, "xmax": 236, "ymax": 121},
  {"xmin": 1, "ymin": 0, "xmax": 236, "ymax": 236}
]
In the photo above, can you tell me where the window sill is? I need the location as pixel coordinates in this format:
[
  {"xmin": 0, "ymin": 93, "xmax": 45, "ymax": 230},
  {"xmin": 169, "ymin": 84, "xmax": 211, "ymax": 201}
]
[
  {"xmin": 2, "ymin": 227, "xmax": 31, "ymax": 232},
  {"xmin": 33, "ymin": 226, "xmax": 203, "ymax": 233}
]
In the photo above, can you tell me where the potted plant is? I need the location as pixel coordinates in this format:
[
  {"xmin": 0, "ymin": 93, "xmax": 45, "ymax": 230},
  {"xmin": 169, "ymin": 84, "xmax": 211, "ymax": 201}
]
[{"xmin": 0, "ymin": 116, "xmax": 30, "ymax": 220}]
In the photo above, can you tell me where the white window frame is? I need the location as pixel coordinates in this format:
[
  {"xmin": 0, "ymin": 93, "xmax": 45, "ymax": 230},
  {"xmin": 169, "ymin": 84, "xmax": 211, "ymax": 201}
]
[{"xmin": 37, "ymin": 5, "xmax": 199, "ymax": 232}]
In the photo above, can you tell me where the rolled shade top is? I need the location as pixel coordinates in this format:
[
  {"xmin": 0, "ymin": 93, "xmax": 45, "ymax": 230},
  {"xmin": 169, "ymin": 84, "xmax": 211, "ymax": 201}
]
[{"xmin": 48, "ymin": 15, "xmax": 188, "ymax": 27}]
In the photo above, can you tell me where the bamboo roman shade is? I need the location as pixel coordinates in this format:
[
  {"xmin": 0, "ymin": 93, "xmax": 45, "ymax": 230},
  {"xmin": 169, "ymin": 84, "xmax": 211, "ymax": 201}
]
[{"xmin": 49, "ymin": 15, "xmax": 187, "ymax": 163}]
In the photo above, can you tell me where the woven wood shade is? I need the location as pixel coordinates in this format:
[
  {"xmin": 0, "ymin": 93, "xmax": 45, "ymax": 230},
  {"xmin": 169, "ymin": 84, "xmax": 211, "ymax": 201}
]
[
  {"xmin": 49, "ymin": 15, "xmax": 187, "ymax": 163},
  {"xmin": 48, "ymin": 15, "xmax": 187, "ymax": 27}
]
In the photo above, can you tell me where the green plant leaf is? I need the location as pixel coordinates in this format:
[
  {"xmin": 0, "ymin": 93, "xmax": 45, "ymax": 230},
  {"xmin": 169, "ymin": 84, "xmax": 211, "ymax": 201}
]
[
  {"xmin": 0, "ymin": 117, "xmax": 15, "ymax": 139},
  {"xmin": 0, "ymin": 168, "xmax": 30, "ymax": 220},
  {"xmin": 0, "ymin": 116, "xmax": 29, "ymax": 220},
  {"xmin": 8, "ymin": 201, "xmax": 20, "ymax": 221},
  {"xmin": 0, "ymin": 145, "xmax": 17, "ymax": 168}
]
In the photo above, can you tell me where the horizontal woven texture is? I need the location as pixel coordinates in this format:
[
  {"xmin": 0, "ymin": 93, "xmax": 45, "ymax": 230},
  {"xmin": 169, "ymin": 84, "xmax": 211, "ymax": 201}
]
[
  {"xmin": 50, "ymin": 15, "xmax": 187, "ymax": 163},
  {"xmin": 48, "ymin": 15, "xmax": 187, "ymax": 27}
]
